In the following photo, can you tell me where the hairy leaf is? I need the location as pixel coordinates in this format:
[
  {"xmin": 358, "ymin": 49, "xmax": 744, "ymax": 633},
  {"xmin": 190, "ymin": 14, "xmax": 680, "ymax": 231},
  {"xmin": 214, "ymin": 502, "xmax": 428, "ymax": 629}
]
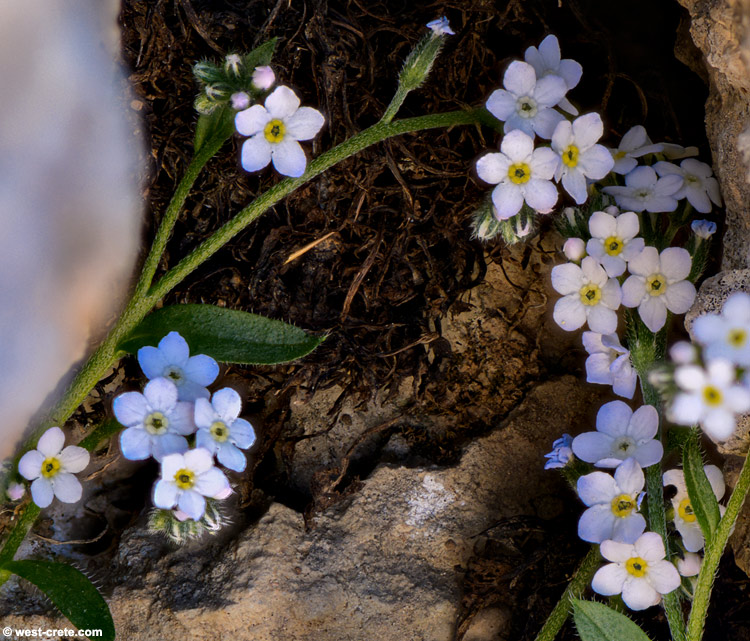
[{"xmin": 572, "ymin": 599, "xmax": 653, "ymax": 641}]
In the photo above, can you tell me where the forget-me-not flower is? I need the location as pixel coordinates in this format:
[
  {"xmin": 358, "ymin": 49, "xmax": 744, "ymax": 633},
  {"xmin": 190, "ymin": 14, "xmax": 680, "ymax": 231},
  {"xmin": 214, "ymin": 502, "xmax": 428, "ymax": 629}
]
[{"xmin": 195, "ymin": 388, "xmax": 256, "ymax": 472}]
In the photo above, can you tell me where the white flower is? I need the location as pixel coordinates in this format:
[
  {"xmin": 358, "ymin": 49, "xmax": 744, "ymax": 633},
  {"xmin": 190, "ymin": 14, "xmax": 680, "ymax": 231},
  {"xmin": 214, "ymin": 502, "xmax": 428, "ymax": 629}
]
[
  {"xmin": 582, "ymin": 332, "xmax": 637, "ymax": 399},
  {"xmin": 602, "ymin": 166, "xmax": 683, "ymax": 213},
  {"xmin": 663, "ymin": 465, "xmax": 725, "ymax": 552},
  {"xmin": 621, "ymin": 246, "xmax": 696, "ymax": 332},
  {"xmin": 7, "ymin": 482, "xmax": 25, "ymax": 501},
  {"xmin": 486, "ymin": 61, "xmax": 567, "ymax": 139},
  {"xmin": 235, "ymin": 85, "xmax": 325, "ymax": 177},
  {"xmin": 563, "ymin": 237, "xmax": 586, "ymax": 261},
  {"xmin": 609, "ymin": 126, "xmax": 664, "ymax": 175},
  {"xmin": 523, "ymin": 34, "xmax": 582, "ymax": 115},
  {"xmin": 113, "ymin": 378, "xmax": 195, "ymax": 461},
  {"xmin": 669, "ymin": 359, "xmax": 750, "ymax": 441},
  {"xmin": 551, "ymin": 256, "xmax": 622, "ymax": 334},
  {"xmin": 691, "ymin": 219, "xmax": 717, "ymax": 239},
  {"xmin": 592, "ymin": 532, "xmax": 681, "ymax": 610},
  {"xmin": 586, "ymin": 211, "xmax": 645, "ymax": 277},
  {"xmin": 476, "ymin": 130, "xmax": 559, "ymax": 219},
  {"xmin": 426, "ymin": 17, "xmax": 454, "ymax": 36},
  {"xmin": 18, "ymin": 427, "xmax": 90, "ymax": 508},
  {"xmin": 577, "ymin": 457, "xmax": 646, "ymax": 544},
  {"xmin": 551, "ymin": 113, "xmax": 614, "ymax": 203},
  {"xmin": 251, "ymin": 65, "xmax": 275, "ymax": 91},
  {"xmin": 153, "ymin": 448, "xmax": 231, "ymax": 521},
  {"xmin": 693, "ymin": 292, "xmax": 750, "ymax": 366},
  {"xmin": 677, "ymin": 552, "xmax": 702, "ymax": 577},
  {"xmin": 654, "ymin": 159, "xmax": 722, "ymax": 213},
  {"xmin": 138, "ymin": 331, "xmax": 219, "ymax": 402},
  {"xmin": 544, "ymin": 433, "xmax": 573, "ymax": 469},
  {"xmin": 572, "ymin": 401, "xmax": 663, "ymax": 468},
  {"xmin": 661, "ymin": 142, "xmax": 699, "ymax": 160},
  {"xmin": 195, "ymin": 388, "xmax": 256, "ymax": 472}
]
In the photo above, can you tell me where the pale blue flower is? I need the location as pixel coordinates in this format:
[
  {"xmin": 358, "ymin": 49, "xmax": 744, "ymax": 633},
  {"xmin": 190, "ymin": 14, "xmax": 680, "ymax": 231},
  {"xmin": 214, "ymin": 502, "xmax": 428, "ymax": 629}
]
[
  {"xmin": 577, "ymin": 457, "xmax": 646, "ymax": 544},
  {"xmin": 114, "ymin": 377, "xmax": 195, "ymax": 461},
  {"xmin": 691, "ymin": 219, "xmax": 717, "ymax": 239},
  {"xmin": 426, "ymin": 17, "xmax": 454, "ymax": 36},
  {"xmin": 572, "ymin": 401, "xmax": 662, "ymax": 468},
  {"xmin": 195, "ymin": 388, "xmax": 256, "ymax": 472},
  {"xmin": 544, "ymin": 434, "xmax": 573, "ymax": 469},
  {"xmin": 138, "ymin": 331, "xmax": 219, "ymax": 402}
]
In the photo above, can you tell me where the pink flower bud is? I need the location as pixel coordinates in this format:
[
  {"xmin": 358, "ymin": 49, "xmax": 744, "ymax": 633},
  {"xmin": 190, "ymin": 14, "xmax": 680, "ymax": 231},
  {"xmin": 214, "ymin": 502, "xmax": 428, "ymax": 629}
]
[
  {"xmin": 214, "ymin": 485, "xmax": 233, "ymax": 500},
  {"xmin": 251, "ymin": 66, "xmax": 275, "ymax": 91},
  {"xmin": 7, "ymin": 482, "xmax": 25, "ymax": 501},
  {"xmin": 231, "ymin": 92, "xmax": 251, "ymax": 111},
  {"xmin": 563, "ymin": 237, "xmax": 586, "ymax": 261}
]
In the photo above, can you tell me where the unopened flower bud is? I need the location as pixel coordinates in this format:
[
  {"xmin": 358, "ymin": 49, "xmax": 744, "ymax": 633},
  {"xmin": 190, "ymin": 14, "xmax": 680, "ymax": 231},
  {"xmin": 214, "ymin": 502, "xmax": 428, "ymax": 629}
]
[
  {"xmin": 224, "ymin": 53, "xmax": 243, "ymax": 78},
  {"xmin": 691, "ymin": 219, "xmax": 717, "ymax": 240},
  {"xmin": 231, "ymin": 91, "xmax": 251, "ymax": 111},
  {"xmin": 251, "ymin": 65, "xmax": 275, "ymax": 91},
  {"xmin": 205, "ymin": 83, "xmax": 232, "ymax": 101},
  {"xmin": 7, "ymin": 482, "xmax": 25, "ymax": 501},
  {"xmin": 562, "ymin": 207, "xmax": 577, "ymax": 226},
  {"xmin": 514, "ymin": 218, "xmax": 532, "ymax": 238},
  {"xmin": 193, "ymin": 60, "xmax": 222, "ymax": 84},
  {"xmin": 563, "ymin": 237, "xmax": 586, "ymax": 261},
  {"xmin": 194, "ymin": 93, "xmax": 217, "ymax": 115},
  {"xmin": 603, "ymin": 205, "xmax": 620, "ymax": 217},
  {"xmin": 471, "ymin": 202, "xmax": 502, "ymax": 242}
]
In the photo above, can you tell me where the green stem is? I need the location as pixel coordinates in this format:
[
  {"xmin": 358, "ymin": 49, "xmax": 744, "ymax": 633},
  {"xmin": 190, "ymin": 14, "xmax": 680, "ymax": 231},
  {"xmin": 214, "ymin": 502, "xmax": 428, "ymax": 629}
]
[
  {"xmin": 134, "ymin": 130, "xmax": 233, "ymax": 298},
  {"xmin": 149, "ymin": 109, "xmax": 487, "ymax": 301},
  {"xmin": 0, "ymin": 106, "xmax": 487, "ymax": 567},
  {"xmin": 686, "ymin": 452, "xmax": 750, "ymax": 641},
  {"xmin": 533, "ymin": 546, "xmax": 601, "ymax": 641},
  {"xmin": 634, "ymin": 331, "xmax": 686, "ymax": 641}
]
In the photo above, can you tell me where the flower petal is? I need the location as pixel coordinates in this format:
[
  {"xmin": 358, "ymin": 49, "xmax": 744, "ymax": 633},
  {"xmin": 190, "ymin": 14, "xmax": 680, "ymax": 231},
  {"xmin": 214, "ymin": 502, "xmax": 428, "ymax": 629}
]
[
  {"xmin": 586, "ymin": 305, "xmax": 618, "ymax": 335},
  {"xmin": 212, "ymin": 387, "xmax": 242, "ymax": 422},
  {"xmin": 151, "ymin": 434, "xmax": 189, "ymax": 461},
  {"xmin": 596, "ymin": 400, "xmax": 632, "ymax": 437},
  {"xmin": 572, "ymin": 432, "xmax": 614, "ymax": 464},
  {"xmin": 629, "ymin": 405, "xmax": 659, "ymax": 441},
  {"xmin": 184, "ymin": 447, "xmax": 215, "ymax": 474},
  {"xmin": 491, "ymin": 182, "xmax": 524, "ymax": 220},
  {"xmin": 58, "ymin": 446, "xmax": 89, "ymax": 473},
  {"xmin": 500, "ymin": 129, "xmax": 534, "ymax": 162},
  {"xmin": 217, "ymin": 442, "xmax": 247, "ymax": 472},
  {"xmin": 30, "ymin": 477, "xmax": 54, "ymax": 508},
  {"xmin": 285, "ymin": 106, "xmax": 325, "ymax": 141},
  {"xmin": 271, "ymin": 138, "xmax": 307, "ymax": 177},
  {"xmin": 639, "ymin": 297, "xmax": 668, "ymax": 333},
  {"xmin": 235, "ymin": 104, "xmax": 271, "ymax": 136},
  {"xmin": 241, "ymin": 135, "xmax": 273, "ymax": 173},
  {"xmin": 578, "ymin": 505, "xmax": 616, "ymax": 543},
  {"xmin": 622, "ymin": 577, "xmax": 661, "ymax": 610},
  {"xmin": 51, "ymin": 473, "xmax": 82, "ymax": 503},
  {"xmin": 614, "ymin": 457, "xmax": 644, "ymax": 495},
  {"xmin": 551, "ymin": 263, "xmax": 583, "ymax": 295},
  {"xmin": 194, "ymin": 467, "xmax": 230, "ymax": 497},
  {"xmin": 578, "ymin": 145, "xmax": 614, "ymax": 179},
  {"xmin": 168, "ymin": 402, "xmax": 196, "ymax": 436},
  {"xmin": 144, "ymin": 377, "xmax": 178, "ymax": 412},
  {"xmin": 648, "ymin": 560, "xmax": 681, "ymax": 594},
  {"xmin": 265, "ymin": 86, "xmax": 300, "ymax": 120},
  {"xmin": 476, "ymin": 152, "xmax": 510, "ymax": 185},
  {"xmin": 592, "ymin": 563, "xmax": 628, "ymax": 596},
  {"xmin": 578, "ymin": 471, "xmax": 618, "ymax": 505},
  {"xmin": 184, "ymin": 354, "xmax": 220, "ymax": 387},
  {"xmin": 503, "ymin": 60, "xmax": 536, "ymax": 96},
  {"xmin": 664, "ymin": 281, "xmax": 696, "ymax": 315},
  {"xmin": 37, "ymin": 427, "xmax": 65, "ymax": 457},
  {"xmin": 18, "ymin": 450, "xmax": 44, "ymax": 480},
  {"xmin": 178, "ymin": 490, "xmax": 206, "ymax": 520},
  {"xmin": 138, "ymin": 346, "xmax": 168, "ymax": 379},
  {"xmin": 611, "ymin": 513, "xmax": 647, "ymax": 543},
  {"xmin": 553, "ymin": 295, "xmax": 586, "ymax": 331},
  {"xmin": 119, "ymin": 427, "xmax": 152, "ymax": 460},
  {"xmin": 230, "ymin": 417, "xmax": 256, "ymax": 449},
  {"xmin": 589, "ymin": 211, "xmax": 617, "ymax": 239},
  {"xmin": 113, "ymin": 391, "xmax": 149, "ymax": 427},
  {"xmin": 194, "ymin": 397, "xmax": 219, "ymax": 430},
  {"xmin": 486, "ymin": 90, "xmax": 516, "ymax": 121},
  {"xmin": 158, "ymin": 332, "xmax": 190, "ymax": 365},
  {"xmin": 523, "ymin": 178, "xmax": 558, "ymax": 213},
  {"xmin": 153, "ymin": 479, "xmax": 179, "ymax": 509}
]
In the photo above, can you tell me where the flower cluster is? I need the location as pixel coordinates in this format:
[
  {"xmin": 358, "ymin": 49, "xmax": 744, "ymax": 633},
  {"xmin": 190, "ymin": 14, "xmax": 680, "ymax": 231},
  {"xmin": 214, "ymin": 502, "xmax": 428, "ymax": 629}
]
[
  {"xmin": 660, "ymin": 292, "xmax": 750, "ymax": 442},
  {"xmin": 113, "ymin": 332, "xmax": 256, "ymax": 526},
  {"xmin": 193, "ymin": 52, "xmax": 276, "ymax": 115},
  {"xmin": 474, "ymin": 35, "xmax": 614, "ymax": 241}
]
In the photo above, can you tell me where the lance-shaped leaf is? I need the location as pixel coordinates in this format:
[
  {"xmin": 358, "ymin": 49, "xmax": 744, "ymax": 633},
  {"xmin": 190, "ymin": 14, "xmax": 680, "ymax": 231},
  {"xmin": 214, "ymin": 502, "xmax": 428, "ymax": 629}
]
[
  {"xmin": 2, "ymin": 560, "xmax": 114, "ymax": 641},
  {"xmin": 118, "ymin": 304, "xmax": 323, "ymax": 365},
  {"xmin": 572, "ymin": 599, "xmax": 653, "ymax": 641},
  {"xmin": 683, "ymin": 432, "xmax": 721, "ymax": 543}
]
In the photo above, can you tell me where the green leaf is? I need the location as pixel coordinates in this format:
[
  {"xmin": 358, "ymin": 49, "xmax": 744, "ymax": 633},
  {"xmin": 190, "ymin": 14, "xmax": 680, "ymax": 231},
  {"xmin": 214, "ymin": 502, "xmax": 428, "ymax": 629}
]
[
  {"xmin": 572, "ymin": 599, "xmax": 652, "ymax": 641},
  {"xmin": 117, "ymin": 304, "xmax": 324, "ymax": 365},
  {"xmin": 683, "ymin": 431, "xmax": 721, "ymax": 543},
  {"xmin": 241, "ymin": 37, "xmax": 277, "ymax": 75},
  {"xmin": 2, "ymin": 560, "xmax": 114, "ymax": 641},
  {"xmin": 77, "ymin": 419, "xmax": 123, "ymax": 453},
  {"xmin": 193, "ymin": 103, "xmax": 236, "ymax": 155}
]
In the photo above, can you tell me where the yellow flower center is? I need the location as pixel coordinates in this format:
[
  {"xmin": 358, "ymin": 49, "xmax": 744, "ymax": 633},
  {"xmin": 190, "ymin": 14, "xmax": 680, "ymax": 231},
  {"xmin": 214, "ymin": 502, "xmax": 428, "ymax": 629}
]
[
  {"xmin": 210, "ymin": 420, "xmax": 230, "ymax": 443},
  {"xmin": 678, "ymin": 497, "xmax": 696, "ymax": 523},
  {"xmin": 562, "ymin": 145, "xmax": 579, "ymax": 168},
  {"xmin": 145, "ymin": 411, "xmax": 169, "ymax": 435},
  {"xmin": 174, "ymin": 468, "xmax": 196, "ymax": 490},
  {"xmin": 508, "ymin": 162, "xmax": 531, "ymax": 184},
  {"xmin": 647, "ymin": 274, "xmax": 667, "ymax": 296},
  {"xmin": 264, "ymin": 119, "xmax": 286, "ymax": 143},
  {"xmin": 579, "ymin": 284, "xmax": 602, "ymax": 306},
  {"xmin": 611, "ymin": 494, "xmax": 635, "ymax": 518},
  {"xmin": 604, "ymin": 236, "xmax": 623, "ymax": 256},
  {"xmin": 614, "ymin": 150, "xmax": 627, "ymax": 160},
  {"xmin": 625, "ymin": 557, "xmax": 648, "ymax": 578},
  {"xmin": 728, "ymin": 328, "xmax": 748, "ymax": 348},
  {"xmin": 41, "ymin": 457, "xmax": 61, "ymax": 479},
  {"xmin": 702, "ymin": 385, "xmax": 723, "ymax": 407}
]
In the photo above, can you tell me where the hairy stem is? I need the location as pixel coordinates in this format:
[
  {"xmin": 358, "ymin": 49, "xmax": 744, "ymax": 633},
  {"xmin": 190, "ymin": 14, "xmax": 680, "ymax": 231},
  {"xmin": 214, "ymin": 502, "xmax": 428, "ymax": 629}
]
[
  {"xmin": 533, "ymin": 546, "xmax": 601, "ymax": 641},
  {"xmin": 686, "ymin": 452, "xmax": 750, "ymax": 641}
]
